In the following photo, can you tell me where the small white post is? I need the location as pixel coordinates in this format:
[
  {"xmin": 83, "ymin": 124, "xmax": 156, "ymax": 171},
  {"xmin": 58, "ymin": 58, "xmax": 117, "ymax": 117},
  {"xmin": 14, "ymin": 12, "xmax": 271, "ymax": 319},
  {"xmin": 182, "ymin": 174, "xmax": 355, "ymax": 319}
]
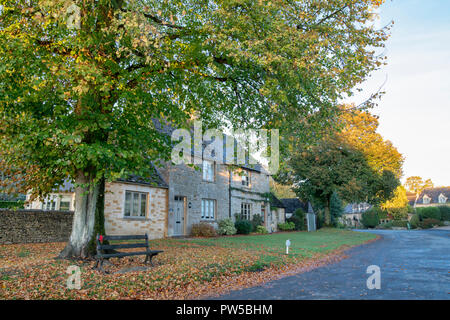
[{"xmin": 285, "ymin": 239, "xmax": 291, "ymax": 255}]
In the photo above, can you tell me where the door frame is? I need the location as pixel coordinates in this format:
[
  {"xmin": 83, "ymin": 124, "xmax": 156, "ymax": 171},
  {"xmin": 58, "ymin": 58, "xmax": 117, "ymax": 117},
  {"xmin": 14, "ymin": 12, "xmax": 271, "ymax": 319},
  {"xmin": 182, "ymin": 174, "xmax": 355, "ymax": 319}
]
[{"xmin": 173, "ymin": 195, "xmax": 187, "ymax": 236}]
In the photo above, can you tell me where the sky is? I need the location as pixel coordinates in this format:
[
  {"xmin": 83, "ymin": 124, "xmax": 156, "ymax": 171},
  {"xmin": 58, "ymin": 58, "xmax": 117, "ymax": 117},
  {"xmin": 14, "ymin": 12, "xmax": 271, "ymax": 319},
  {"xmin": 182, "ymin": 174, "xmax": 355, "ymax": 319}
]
[{"xmin": 347, "ymin": 0, "xmax": 450, "ymax": 187}]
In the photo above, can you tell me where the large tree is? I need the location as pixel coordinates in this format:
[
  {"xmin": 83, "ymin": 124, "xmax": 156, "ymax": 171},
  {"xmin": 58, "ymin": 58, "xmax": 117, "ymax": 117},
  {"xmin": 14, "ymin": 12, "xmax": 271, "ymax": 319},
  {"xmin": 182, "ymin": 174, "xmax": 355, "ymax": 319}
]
[
  {"xmin": 286, "ymin": 137, "xmax": 398, "ymax": 225},
  {"xmin": 338, "ymin": 106, "xmax": 404, "ymax": 179},
  {"xmin": 0, "ymin": 0, "xmax": 389, "ymax": 258}
]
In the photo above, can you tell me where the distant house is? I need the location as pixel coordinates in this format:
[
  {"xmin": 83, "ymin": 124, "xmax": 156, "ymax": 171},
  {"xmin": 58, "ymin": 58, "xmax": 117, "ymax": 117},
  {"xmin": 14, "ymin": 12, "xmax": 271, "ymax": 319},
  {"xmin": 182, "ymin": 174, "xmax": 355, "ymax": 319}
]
[
  {"xmin": 341, "ymin": 202, "xmax": 372, "ymax": 227},
  {"xmin": 415, "ymin": 187, "xmax": 450, "ymax": 207}
]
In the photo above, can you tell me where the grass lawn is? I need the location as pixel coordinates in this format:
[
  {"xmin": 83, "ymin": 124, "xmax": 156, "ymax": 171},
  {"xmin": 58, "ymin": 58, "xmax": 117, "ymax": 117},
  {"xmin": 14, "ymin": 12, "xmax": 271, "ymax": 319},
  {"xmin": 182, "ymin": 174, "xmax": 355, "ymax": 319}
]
[{"xmin": 0, "ymin": 229, "xmax": 377, "ymax": 300}]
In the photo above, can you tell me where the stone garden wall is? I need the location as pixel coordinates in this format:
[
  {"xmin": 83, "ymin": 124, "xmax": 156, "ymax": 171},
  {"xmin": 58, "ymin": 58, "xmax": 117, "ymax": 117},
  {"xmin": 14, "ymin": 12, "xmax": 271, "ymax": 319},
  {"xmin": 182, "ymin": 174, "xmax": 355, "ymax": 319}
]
[{"xmin": 0, "ymin": 210, "xmax": 73, "ymax": 244}]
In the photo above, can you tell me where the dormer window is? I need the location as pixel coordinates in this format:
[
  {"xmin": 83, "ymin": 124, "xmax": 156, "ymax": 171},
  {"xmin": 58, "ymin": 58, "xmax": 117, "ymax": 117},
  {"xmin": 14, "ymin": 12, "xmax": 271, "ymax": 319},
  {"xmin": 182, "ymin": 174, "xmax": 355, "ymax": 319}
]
[
  {"xmin": 439, "ymin": 194, "xmax": 447, "ymax": 204},
  {"xmin": 202, "ymin": 160, "xmax": 215, "ymax": 182},
  {"xmin": 241, "ymin": 170, "xmax": 250, "ymax": 187},
  {"xmin": 423, "ymin": 195, "xmax": 431, "ymax": 204}
]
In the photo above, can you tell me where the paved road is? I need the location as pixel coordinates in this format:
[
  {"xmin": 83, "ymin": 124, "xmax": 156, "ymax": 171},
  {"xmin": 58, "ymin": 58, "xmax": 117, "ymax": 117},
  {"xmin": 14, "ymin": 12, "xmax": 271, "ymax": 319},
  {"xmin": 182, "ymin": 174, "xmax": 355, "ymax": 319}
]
[{"xmin": 215, "ymin": 229, "xmax": 450, "ymax": 299}]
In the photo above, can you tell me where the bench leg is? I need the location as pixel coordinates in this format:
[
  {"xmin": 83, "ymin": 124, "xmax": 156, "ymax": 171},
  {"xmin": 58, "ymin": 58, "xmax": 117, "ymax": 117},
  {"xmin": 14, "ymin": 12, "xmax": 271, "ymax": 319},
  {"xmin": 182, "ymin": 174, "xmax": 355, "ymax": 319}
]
[
  {"xmin": 144, "ymin": 253, "xmax": 155, "ymax": 267},
  {"xmin": 94, "ymin": 258, "xmax": 108, "ymax": 274}
]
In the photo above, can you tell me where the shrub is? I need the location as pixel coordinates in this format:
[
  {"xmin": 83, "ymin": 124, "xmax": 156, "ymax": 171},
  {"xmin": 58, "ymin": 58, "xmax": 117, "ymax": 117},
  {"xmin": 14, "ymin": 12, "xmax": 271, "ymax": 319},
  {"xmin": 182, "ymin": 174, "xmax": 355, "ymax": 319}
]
[
  {"xmin": 410, "ymin": 214, "xmax": 420, "ymax": 229},
  {"xmin": 417, "ymin": 207, "xmax": 441, "ymax": 221},
  {"xmin": 287, "ymin": 208, "xmax": 306, "ymax": 231},
  {"xmin": 235, "ymin": 220, "xmax": 252, "ymax": 235},
  {"xmin": 255, "ymin": 225, "xmax": 268, "ymax": 234},
  {"xmin": 377, "ymin": 221, "xmax": 393, "ymax": 229},
  {"xmin": 391, "ymin": 220, "xmax": 408, "ymax": 228},
  {"xmin": 387, "ymin": 207, "xmax": 409, "ymax": 221},
  {"xmin": 217, "ymin": 218, "xmax": 237, "ymax": 235},
  {"xmin": 438, "ymin": 206, "xmax": 450, "ymax": 221},
  {"xmin": 277, "ymin": 222, "xmax": 295, "ymax": 231},
  {"xmin": 0, "ymin": 201, "xmax": 25, "ymax": 209},
  {"xmin": 190, "ymin": 222, "xmax": 217, "ymax": 237},
  {"xmin": 251, "ymin": 214, "xmax": 264, "ymax": 232},
  {"xmin": 419, "ymin": 218, "xmax": 442, "ymax": 229},
  {"xmin": 361, "ymin": 207, "xmax": 380, "ymax": 228}
]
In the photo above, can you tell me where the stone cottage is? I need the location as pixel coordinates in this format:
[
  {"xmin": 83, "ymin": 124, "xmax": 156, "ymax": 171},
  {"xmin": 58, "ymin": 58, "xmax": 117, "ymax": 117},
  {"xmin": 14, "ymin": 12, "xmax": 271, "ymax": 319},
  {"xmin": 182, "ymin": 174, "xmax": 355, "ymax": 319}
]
[
  {"xmin": 27, "ymin": 138, "xmax": 274, "ymax": 238},
  {"xmin": 415, "ymin": 187, "xmax": 450, "ymax": 207}
]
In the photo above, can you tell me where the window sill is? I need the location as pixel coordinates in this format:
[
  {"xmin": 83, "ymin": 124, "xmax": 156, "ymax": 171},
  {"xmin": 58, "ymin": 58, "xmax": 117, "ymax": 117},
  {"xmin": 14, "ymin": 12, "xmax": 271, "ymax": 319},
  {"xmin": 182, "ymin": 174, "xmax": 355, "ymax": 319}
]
[{"xmin": 122, "ymin": 217, "xmax": 149, "ymax": 221}]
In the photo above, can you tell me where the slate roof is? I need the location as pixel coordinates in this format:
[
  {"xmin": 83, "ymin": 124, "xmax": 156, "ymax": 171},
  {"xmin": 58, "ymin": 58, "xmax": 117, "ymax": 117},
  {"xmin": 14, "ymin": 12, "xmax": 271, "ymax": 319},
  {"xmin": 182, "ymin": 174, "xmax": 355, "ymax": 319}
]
[
  {"xmin": 268, "ymin": 193, "xmax": 286, "ymax": 208},
  {"xmin": 55, "ymin": 166, "xmax": 168, "ymax": 193},
  {"xmin": 154, "ymin": 118, "xmax": 265, "ymax": 173},
  {"xmin": 280, "ymin": 198, "xmax": 308, "ymax": 214},
  {"xmin": 417, "ymin": 187, "xmax": 450, "ymax": 204}
]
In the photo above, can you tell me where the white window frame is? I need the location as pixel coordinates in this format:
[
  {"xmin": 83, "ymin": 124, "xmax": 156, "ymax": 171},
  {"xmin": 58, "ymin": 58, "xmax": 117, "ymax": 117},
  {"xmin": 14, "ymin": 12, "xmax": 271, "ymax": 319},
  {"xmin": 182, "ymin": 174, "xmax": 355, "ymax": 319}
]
[
  {"xmin": 202, "ymin": 160, "xmax": 215, "ymax": 182},
  {"xmin": 423, "ymin": 195, "xmax": 431, "ymax": 204},
  {"xmin": 42, "ymin": 194, "xmax": 58, "ymax": 211},
  {"xmin": 439, "ymin": 194, "xmax": 447, "ymax": 204},
  {"xmin": 201, "ymin": 199, "xmax": 216, "ymax": 221},
  {"xmin": 241, "ymin": 170, "xmax": 250, "ymax": 187},
  {"xmin": 124, "ymin": 190, "xmax": 148, "ymax": 218},
  {"xmin": 241, "ymin": 202, "xmax": 252, "ymax": 220}
]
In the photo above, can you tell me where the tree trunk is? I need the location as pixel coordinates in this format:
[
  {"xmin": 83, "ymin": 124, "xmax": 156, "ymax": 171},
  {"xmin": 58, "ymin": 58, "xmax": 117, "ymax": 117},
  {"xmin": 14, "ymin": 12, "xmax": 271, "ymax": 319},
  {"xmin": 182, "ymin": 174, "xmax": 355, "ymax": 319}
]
[
  {"xmin": 59, "ymin": 171, "xmax": 100, "ymax": 259},
  {"xmin": 87, "ymin": 177, "xmax": 106, "ymax": 255}
]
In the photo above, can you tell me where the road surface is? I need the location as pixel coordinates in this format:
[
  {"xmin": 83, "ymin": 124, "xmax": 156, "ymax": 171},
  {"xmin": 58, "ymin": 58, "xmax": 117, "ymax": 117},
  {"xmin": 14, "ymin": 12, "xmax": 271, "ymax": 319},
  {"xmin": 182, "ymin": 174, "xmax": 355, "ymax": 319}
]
[{"xmin": 214, "ymin": 229, "xmax": 450, "ymax": 299}]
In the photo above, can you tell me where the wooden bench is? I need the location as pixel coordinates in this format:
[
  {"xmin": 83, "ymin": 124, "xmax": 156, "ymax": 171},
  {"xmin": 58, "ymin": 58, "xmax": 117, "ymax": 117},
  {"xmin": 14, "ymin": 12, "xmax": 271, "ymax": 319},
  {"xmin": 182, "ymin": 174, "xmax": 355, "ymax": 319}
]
[{"xmin": 94, "ymin": 233, "xmax": 163, "ymax": 273}]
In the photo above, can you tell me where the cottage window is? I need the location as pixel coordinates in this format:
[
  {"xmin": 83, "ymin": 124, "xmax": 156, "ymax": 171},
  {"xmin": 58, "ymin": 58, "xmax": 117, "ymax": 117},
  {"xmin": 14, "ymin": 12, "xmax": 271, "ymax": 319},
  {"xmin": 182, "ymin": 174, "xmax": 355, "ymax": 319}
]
[
  {"xmin": 439, "ymin": 194, "xmax": 447, "ymax": 204},
  {"xmin": 241, "ymin": 202, "xmax": 252, "ymax": 220},
  {"xmin": 423, "ymin": 195, "xmax": 431, "ymax": 204},
  {"xmin": 42, "ymin": 195, "xmax": 57, "ymax": 211},
  {"xmin": 202, "ymin": 160, "xmax": 215, "ymax": 182},
  {"xmin": 124, "ymin": 191, "xmax": 147, "ymax": 218},
  {"xmin": 241, "ymin": 170, "xmax": 250, "ymax": 187},
  {"xmin": 201, "ymin": 199, "xmax": 216, "ymax": 220}
]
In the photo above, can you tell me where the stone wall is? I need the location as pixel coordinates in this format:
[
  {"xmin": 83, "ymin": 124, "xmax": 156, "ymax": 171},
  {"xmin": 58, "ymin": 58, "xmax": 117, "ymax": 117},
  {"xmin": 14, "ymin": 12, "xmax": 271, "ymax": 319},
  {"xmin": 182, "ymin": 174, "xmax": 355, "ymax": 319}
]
[
  {"xmin": 104, "ymin": 182, "xmax": 168, "ymax": 240},
  {"xmin": 0, "ymin": 210, "xmax": 73, "ymax": 244}
]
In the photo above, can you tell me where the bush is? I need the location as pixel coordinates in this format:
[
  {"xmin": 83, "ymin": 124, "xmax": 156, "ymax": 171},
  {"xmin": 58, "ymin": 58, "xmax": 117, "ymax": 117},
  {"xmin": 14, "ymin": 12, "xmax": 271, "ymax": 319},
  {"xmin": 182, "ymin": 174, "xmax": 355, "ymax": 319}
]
[
  {"xmin": 190, "ymin": 222, "xmax": 217, "ymax": 237},
  {"xmin": 417, "ymin": 207, "xmax": 441, "ymax": 221},
  {"xmin": 277, "ymin": 222, "xmax": 295, "ymax": 231},
  {"xmin": 438, "ymin": 206, "xmax": 450, "ymax": 221},
  {"xmin": 217, "ymin": 218, "xmax": 237, "ymax": 235},
  {"xmin": 418, "ymin": 218, "xmax": 442, "ymax": 229},
  {"xmin": 235, "ymin": 220, "xmax": 253, "ymax": 235},
  {"xmin": 391, "ymin": 220, "xmax": 408, "ymax": 228},
  {"xmin": 410, "ymin": 214, "xmax": 420, "ymax": 229},
  {"xmin": 0, "ymin": 201, "xmax": 25, "ymax": 209},
  {"xmin": 287, "ymin": 208, "xmax": 306, "ymax": 231},
  {"xmin": 255, "ymin": 225, "xmax": 268, "ymax": 234},
  {"xmin": 251, "ymin": 214, "xmax": 264, "ymax": 232},
  {"xmin": 361, "ymin": 207, "xmax": 381, "ymax": 228},
  {"xmin": 377, "ymin": 221, "xmax": 393, "ymax": 229},
  {"xmin": 387, "ymin": 207, "xmax": 409, "ymax": 221}
]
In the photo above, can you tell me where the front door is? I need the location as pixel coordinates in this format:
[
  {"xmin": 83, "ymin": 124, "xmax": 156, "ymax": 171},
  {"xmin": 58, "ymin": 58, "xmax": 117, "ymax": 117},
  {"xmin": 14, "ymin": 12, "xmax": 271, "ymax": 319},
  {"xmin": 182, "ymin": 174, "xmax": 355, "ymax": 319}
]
[{"xmin": 173, "ymin": 196, "xmax": 185, "ymax": 236}]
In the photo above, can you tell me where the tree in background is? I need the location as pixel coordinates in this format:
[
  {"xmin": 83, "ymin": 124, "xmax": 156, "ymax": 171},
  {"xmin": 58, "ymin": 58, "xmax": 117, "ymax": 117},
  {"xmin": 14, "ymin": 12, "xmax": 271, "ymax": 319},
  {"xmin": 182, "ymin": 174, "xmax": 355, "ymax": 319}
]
[
  {"xmin": 330, "ymin": 191, "xmax": 344, "ymax": 226},
  {"xmin": 270, "ymin": 179, "xmax": 296, "ymax": 199},
  {"xmin": 381, "ymin": 185, "xmax": 409, "ymax": 220},
  {"xmin": 286, "ymin": 137, "xmax": 398, "ymax": 225},
  {"xmin": 0, "ymin": 0, "xmax": 389, "ymax": 258},
  {"xmin": 338, "ymin": 106, "xmax": 404, "ymax": 179},
  {"xmin": 405, "ymin": 176, "xmax": 434, "ymax": 200}
]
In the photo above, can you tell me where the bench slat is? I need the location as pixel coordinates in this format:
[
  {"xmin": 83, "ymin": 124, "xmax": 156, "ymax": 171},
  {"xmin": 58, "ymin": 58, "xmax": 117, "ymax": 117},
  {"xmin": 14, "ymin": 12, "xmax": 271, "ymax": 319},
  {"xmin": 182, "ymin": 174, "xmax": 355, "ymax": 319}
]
[
  {"xmin": 101, "ymin": 235, "xmax": 147, "ymax": 241},
  {"xmin": 97, "ymin": 250, "xmax": 163, "ymax": 259},
  {"xmin": 98, "ymin": 243, "xmax": 148, "ymax": 250}
]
